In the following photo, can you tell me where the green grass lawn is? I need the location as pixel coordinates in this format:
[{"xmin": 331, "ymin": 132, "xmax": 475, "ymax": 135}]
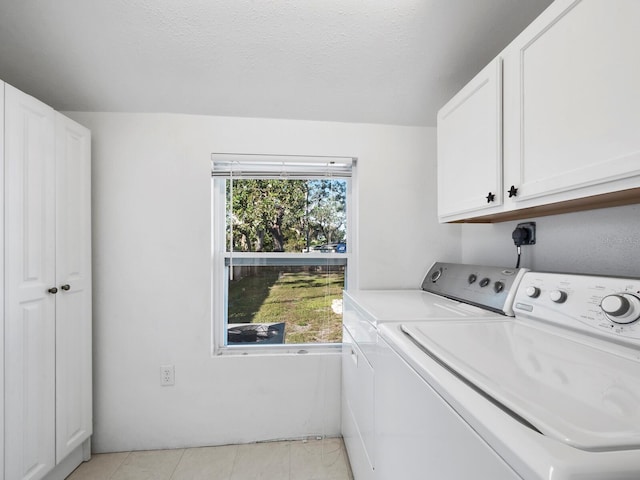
[{"xmin": 228, "ymin": 268, "xmax": 344, "ymax": 344}]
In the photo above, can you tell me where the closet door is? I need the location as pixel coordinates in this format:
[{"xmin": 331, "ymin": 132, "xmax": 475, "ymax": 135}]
[
  {"xmin": 55, "ymin": 113, "xmax": 92, "ymax": 463},
  {"xmin": 4, "ymin": 85, "xmax": 57, "ymax": 480},
  {"xmin": 0, "ymin": 79, "xmax": 5, "ymax": 480}
]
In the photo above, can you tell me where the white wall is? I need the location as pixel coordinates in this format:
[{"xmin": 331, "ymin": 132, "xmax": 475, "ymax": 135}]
[
  {"xmin": 460, "ymin": 204, "xmax": 640, "ymax": 277},
  {"xmin": 63, "ymin": 109, "xmax": 640, "ymax": 455},
  {"xmin": 65, "ymin": 112, "xmax": 459, "ymax": 453}
]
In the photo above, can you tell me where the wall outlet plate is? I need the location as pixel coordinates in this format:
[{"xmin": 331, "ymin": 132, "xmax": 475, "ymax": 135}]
[{"xmin": 160, "ymin": 365, "xmax": 175, "ymax": 386}]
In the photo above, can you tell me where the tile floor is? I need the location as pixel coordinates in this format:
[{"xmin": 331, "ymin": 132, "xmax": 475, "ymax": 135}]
[{"xmin": 66, "ymin": 437, "xmax": 353, "ymax": 480}]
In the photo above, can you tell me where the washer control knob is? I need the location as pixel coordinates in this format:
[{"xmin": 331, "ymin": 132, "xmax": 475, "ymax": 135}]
[
  {"xmin": 549, "ymin": 290, "xmax": 567, "ymax": 303},
  {"xmin": 494, "ymin": 281, "xmax": 505, "ymax": 293},
  {"xmin": 525, "ymin": 286, "xmax": 540, "ymax": 298},
  {"xmin": 601, "ymin": 294, "xmax": 640, "ymax": 324},
  {"xmin": 430, "ymin": 269, "xmax": 443, "ymax": 282},
  {"xmin": 479, "ymin": 277, "xmax": 491, "ymax": 288},
  {"xmin": 468, "ymin": 274, "xmax": 477, "ymax": 284}
]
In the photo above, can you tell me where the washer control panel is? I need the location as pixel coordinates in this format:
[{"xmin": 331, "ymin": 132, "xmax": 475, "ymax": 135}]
[
  {"xmin": 421, "ymin": 262, "xmax": 529, "ymax": 316},
  {"xmin": 514, "ymin": 271, "xmax": 640, "ymax": 343}
]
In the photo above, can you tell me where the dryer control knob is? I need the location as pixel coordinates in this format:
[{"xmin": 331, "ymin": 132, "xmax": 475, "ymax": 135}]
[
  {"xmin": 601, "ymin": 294, "xmax": 640, "ymax": 324},
  {"xmin": 525, "ymin": 286, "xmax": 540, "ymax": 298},
  {"xmin": 549, "ymin": 290, "xmax": 567, "ymax": 303}
]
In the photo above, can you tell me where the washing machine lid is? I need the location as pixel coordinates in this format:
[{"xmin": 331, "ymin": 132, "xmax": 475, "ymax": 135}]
[
  {"xmin": 402, "ymin": 320, "xmax": 640, "ymax": 451},
  {"xmin": 344, "ymin": 290, "xmax": 499, "ymax": 323}
]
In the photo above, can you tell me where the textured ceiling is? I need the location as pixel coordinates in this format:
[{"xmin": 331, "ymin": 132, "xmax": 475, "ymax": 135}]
[{"xmin": 0, "ymin": 0, "xmax": 553, "ymax": 126}]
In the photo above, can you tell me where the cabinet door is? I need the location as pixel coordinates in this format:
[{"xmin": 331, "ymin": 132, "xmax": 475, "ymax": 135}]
[
  {"xmin": 437, "ymin": 58, "xmax": 502, "ymax": 220},
  {"xmin": 4, "ymin": 85, "xmax": 57, "ymax": 480},
  {"xmin": 341, "ymin": 328, "xmax": 375, "ymax": 479},
  {"xmin": 0, "ymin": 79, "xmax": 5, "ymax": 480},
  {"xmin": 55, "ymin": 113, "xmax": 92, "ymax": 463},
  {"xmin": 505, "ymin": 0, "xmax": 640, "ymax": 203}
]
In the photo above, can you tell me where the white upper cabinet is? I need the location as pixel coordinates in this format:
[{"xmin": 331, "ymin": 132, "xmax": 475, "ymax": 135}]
[
  {"xmin": 504, "ymin": 0, "xmax": 640, "ymax": 204},
  {"xmin": 437, "ymin": 59, "xmax": 503, "ymax": 220},
  {"xmin": 439, "ymin": 0, "xmax": 640, "ymax": 222}
]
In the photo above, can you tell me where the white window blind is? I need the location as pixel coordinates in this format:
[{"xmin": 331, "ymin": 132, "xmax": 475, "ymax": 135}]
[{"xmin": 211, "ymin": 153, "xmax": 355, "ymax": 178}]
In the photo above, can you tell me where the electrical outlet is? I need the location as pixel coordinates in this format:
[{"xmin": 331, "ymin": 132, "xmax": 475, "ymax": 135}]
[
  {"xmin": 160, "ymin": 365, "xmax": 175, "ymax": 386},
  {"xmin": 513, "ymin": 222, "xmax": 536, "ymax": 245}
]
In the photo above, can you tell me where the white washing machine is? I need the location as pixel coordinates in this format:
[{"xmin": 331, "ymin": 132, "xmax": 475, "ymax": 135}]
[
  {"xmin": 378, "ymin": 270, "xmax": 640, "ymax": 479},
  {"xmin": 341, "ymin": 262, "xmax": 529, "ymax": 480}
]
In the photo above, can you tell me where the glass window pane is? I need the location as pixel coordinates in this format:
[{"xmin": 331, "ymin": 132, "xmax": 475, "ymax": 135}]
[
  {"xmin": 226, "ymin": 264, "xmax": 345, "ymax": 345},
  {"xmin": 226, "ymin": 179, "xmax": 347, "ymax": 253}
]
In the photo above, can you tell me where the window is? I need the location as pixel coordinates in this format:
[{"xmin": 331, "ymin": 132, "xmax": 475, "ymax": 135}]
[{"xmin": 212, "ymin": 154, "xmax": 356, "ymax": 354}]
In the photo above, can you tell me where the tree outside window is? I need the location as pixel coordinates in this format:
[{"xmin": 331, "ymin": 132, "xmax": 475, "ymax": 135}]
[
  {"xmin": 223, "ymin": 178, "xmax": 348, "ymax": 346},
  {"xmin": 227, "ymin": 179, "xmax": 347, "ymax": 253}
]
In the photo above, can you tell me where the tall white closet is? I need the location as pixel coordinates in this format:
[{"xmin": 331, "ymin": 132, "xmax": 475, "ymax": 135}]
[{"xmin": 3, "ymin": 82, "xmax": 92, "ymax": 480}]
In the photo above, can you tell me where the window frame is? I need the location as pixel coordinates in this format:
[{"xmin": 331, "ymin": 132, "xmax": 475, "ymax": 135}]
[{"xmin": 211, "ymin": 158, "xmax": 357, "ymax": 356}]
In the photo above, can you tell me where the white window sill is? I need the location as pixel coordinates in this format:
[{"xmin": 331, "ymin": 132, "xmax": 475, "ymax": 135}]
[{"xmin": 213, "ymin": 343, "xmax": 343, "ymax": 357}]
